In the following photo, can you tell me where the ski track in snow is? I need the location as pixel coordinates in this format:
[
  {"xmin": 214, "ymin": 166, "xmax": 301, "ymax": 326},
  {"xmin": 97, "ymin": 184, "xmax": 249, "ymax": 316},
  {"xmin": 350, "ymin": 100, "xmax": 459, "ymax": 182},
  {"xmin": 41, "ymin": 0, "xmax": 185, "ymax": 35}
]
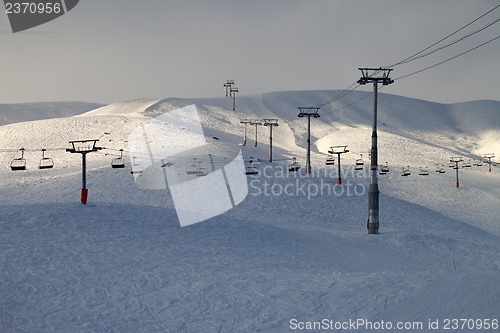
[{"xmin": 0, "ymin": 91, "xmax": 499, "ymax": 332}]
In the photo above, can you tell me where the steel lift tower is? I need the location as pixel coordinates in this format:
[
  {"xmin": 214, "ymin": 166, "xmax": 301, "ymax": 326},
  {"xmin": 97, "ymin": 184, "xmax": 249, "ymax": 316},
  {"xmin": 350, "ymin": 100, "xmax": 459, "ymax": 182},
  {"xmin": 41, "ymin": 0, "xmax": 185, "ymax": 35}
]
[
  {"xmin": 66, "ymin": 139, "xmax": 102, "ymax": 204},
  {"xmin": 297, "ymin": 107, "xmax": 320, "ymax": 175},
  {"xmin": 263, "ymin": 119, "xmax": 279, "ymax": 162},
  {"xmin": 329, "ymin": 145, "xmax": 349, "ymax": 185},
  {"xmin": 358, "ymin": 67, "xmax": 394, "ymax": 234}
]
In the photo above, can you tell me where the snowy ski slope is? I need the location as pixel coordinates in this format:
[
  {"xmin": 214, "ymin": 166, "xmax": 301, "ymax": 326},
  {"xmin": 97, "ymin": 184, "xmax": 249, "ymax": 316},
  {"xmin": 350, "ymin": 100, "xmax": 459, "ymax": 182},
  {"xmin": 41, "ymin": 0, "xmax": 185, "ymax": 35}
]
[{"xmin": 0, "ymin": 91, "xmax": 499, "ymax": 332}]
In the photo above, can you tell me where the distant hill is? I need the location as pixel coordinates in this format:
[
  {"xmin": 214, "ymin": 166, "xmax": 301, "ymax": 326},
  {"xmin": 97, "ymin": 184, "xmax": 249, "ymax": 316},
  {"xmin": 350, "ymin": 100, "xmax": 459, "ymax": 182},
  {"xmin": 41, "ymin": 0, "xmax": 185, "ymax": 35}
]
[{"xmin": 0, "ymin": 101, "xmax": 105, "ymax": 125}]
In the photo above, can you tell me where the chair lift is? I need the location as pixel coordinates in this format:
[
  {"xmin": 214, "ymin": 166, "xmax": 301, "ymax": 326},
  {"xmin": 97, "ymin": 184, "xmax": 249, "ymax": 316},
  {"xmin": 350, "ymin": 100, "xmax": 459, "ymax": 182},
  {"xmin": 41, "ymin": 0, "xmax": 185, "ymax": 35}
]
[
  {"xmin": 380, "ymin": 162, "xmax": 389, "ymax": 174},
  {"xmin": 355, "ymin": 154, "xmax": 364, "ymax": 170},
  {"xmin": 288, "ymin": 157, "xmax": 301, "ymax": 172},
  {"xmin": 462, "ymin": 159, "xmax": 472, "ymax": 168},
  {"xmin": 435, "ymin": 163, "xmax": 445, "ymax": 173},
  {"xmin": 401, "ymin": 166, "xmax": 411, "ymax": 177},
  {"xmin": 39, "ymin": 148, "xmax": 54, "ymax": 169},
  {"xmin": 186, "ymin": 158, "xmax": 198, "ymax": 175},
  {"xmin": 245, "ymin": 159, "xmax": 258, "ymax": 175},
  {"xmin": 11, "ymin": 148, "xmax": 27, "ymax": 171},
  {"xmin": 196, "ymin": 161, "xmax": 208, "ymax": 177},
  {"xmin": 476, "ymin": 160, "xmax": 483, "ymax": 167},
  {"xmin": 448, "ymin": 162, "xmax": 455, "ymax": 168},
  {"xmin": 130, "ymin": 156, "xmax": 143, "ymax": 174},
  {"xmin": 325, "ymin": 154, "xmax": 335, "ymax": 165},
  {"xmin": 111, "ymin": 149, "xmax": 125, "ymax": 169},
  {"xmin": 419, "ymin": 166, "xmax": 429, "ymax": 176}
]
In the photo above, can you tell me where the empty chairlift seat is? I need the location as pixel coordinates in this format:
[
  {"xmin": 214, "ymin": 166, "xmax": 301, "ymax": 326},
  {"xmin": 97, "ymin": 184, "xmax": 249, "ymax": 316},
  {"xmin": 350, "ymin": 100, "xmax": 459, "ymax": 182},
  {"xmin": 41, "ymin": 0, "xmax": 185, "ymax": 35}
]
[
  {"xmin": 130, "ymin": 156, "xmax": 143, "ymax": 175},
  {"xmin": 186, "ymin": 158, "xmax": 198, "ymax": 175},
  {"xmin": 245, "ymin": 159, "xmax": 258, "ymax": 175},
  {"xmin": 325, "ymin": 154, "xmax": 335, "ymax": 165},
  {"xmin": 11, "ymin": 148, "xmax": 27, "ymax": 171},
  {"xmin": 355, "ymin": 154, "xmax": 364, "ymax": 170},
  {"xmin": 111, "ymin": 149, "xmax": 125, "ymax": 169},
  {"xmin": 39, "ymin": 149, "xmax": 54, "ymax": 169},
  {"xmin": 401, "ymin": 166, "xmax": 411, "ymax": 177},
  {"xmin": 196, "ymin": 161, "xmax": 208, "ymax": 177}
]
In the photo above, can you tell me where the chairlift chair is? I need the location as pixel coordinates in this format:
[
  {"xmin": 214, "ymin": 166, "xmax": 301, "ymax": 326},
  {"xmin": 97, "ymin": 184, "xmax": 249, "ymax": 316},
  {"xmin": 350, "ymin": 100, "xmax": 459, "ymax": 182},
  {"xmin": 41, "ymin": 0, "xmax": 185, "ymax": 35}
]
[
  {"xmin": 39, "ymin": 148, "xmax": 54, "ymax": 169},
  {"xmin": 186, "ymin": 157, "xmax": 198, "ymax": 175},
  {"xmin": 435, "ymin": 164, "xmax": 445, "ymax": 174},
  {"xmin": 448, "ymin": 162, "xmax": 455, "ymax": 168},
  {"xmin": 130, "ymin": 156, "xmax": 143, "ymax": 175},
  {"xmin": 476, "ymin": 160, "xmax": 483, "ymax": 167},
  {"xmin": 401, "ymin": 166, "xmax": 411, "ymax": 177},
  {"xmin": 462, "ymin": 159, "xmax": 472, "ymax": 168},
  {"xmin": 380, "ymin": 162, "xmax": 389, "ymax": 173},
  {"xmin": 325, "ymin": 154, "xmax": 335, "ymax": 165},
  {"xmin": 111, "ymin": 149, "xmax": 125, "ymax": 169},
  {"xmin": 288, "ymin": 157, "xmax": 301, "ymax": 172},
  {"xmin": 10, "ymin": 148, "xmax": 27, "ymax": 171},
  {"xmin": 355, "ymin": 154, "xmax": 364, "ymax": 170},
  {"xmin": 245, "ymin": 159, "xmax": 258, "ymax": 175},
  {"xmin": 419, "ymin": 166, "xmax": 429, "ymax": 176},
  {"xmin": 196, "ymin": 161, "xmax": 208, "ymax": 177}
]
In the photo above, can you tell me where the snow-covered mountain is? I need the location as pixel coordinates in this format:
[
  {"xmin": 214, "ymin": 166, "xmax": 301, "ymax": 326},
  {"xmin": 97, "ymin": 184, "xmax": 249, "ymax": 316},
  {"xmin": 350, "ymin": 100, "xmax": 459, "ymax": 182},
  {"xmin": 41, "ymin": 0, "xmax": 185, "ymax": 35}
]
[
  {"xmin": 0, "ymin": 101, "xmax": 105, "ymax": 125},
  {"xmin": 0, "ymin": 91, "xmax": 499, "ymax": 332}
]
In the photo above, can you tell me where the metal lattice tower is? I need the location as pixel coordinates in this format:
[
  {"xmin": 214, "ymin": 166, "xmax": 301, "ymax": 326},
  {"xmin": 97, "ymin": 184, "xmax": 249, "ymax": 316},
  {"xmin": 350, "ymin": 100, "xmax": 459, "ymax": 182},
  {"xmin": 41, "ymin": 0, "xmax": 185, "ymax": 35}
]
[
  {"xmin": 263, "ymin": 119, "xmax": 279, "ymax": 162},
  {"xmin": 298, "ymin": 107, "xmax": 320, "ymax": 175},
  {"xmin": 357, "ymin": 67, "xmax": 394, "ymax": 234},
  {"xmin": 329, "ymin": 145, "xmax": 349, "ymax": 185}
]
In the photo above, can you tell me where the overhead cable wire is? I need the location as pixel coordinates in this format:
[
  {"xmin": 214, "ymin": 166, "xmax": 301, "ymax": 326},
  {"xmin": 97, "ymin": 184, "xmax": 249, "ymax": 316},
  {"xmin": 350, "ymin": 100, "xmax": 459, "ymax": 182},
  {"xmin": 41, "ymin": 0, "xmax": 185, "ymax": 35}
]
[
  {"xmin": 388, "ymin": 3, "xmax": 500, "ymax": 68},
  {"xmin": 393, "ymin": 17, "xmax": 500, "ymax": 66},
  {"xmin": 394, "ymin": 34, "xmax": 500, "ymax": 81},
  {"xmin": 316, "ymin": 4, "xmax": 500, "ymax": 111}
]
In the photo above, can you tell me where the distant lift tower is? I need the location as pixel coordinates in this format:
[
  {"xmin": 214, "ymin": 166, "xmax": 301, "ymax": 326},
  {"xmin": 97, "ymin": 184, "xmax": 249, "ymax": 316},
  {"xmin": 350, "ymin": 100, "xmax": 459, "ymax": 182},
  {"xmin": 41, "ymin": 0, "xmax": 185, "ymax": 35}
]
[
  {"xmin": 484, "ymin": 153, "xmax": 495, "ymax": 173},
  {"xmin": 450, "ymin": 156, "xmax": 463, "ymax": 188},
  {"xmin": 298, "ymin": 107, "xmax": 320, "ymax": 175},
  {"xmin": 249, "ymin": 119, "xmax": 263, "ymax": 147},
  {"xmin": 329, "ymin": 145, "xmax": 349, "ymax": 185},
  {"xmin": 230, "ymin": 87, "xmax": 239, "ymax": 111},
  {"xmin": 66, "ymin": 139, "xmax": 102, "ymax": 204},
  {"xmin": 263, "ymin": 119, "xmax": 279, "ymax": 162},
  {"xmin": 240, "ymin": 119, "xmax": 252, "ymax": 146},
  {"xmin": 358, "ymin": 67, "xmax": 394, "ymax": 234},
  {"xmin": 223, "ymin": 80, "xmax": 234, "ymax": 97}
]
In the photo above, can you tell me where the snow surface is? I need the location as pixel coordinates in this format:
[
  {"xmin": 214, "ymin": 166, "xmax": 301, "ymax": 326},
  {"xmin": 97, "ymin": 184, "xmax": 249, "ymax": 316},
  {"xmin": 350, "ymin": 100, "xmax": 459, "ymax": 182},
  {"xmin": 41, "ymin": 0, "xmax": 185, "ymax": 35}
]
[{"xmin": 0, "ymin": 90, "xmax": 499, "ymax": 332}]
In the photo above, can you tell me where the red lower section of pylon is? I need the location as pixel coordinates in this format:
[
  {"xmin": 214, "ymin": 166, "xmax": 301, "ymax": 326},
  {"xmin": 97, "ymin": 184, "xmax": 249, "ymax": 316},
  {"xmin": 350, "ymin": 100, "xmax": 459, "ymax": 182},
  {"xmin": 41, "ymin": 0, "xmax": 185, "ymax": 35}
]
[
  {"xmin": 81, "ymin": 188, "xmax": 88, "ymax": 204},
  {"xmin": 456, "ymin": 181, "xmax": 460, "ymax": 188},
  {"xmin": 338, "ymin": 177, "xmax": 342, "ymax": 185},
  {"xmin": 489, "ymin": 166, "xmax": 492, "ymax": 173},
  {"xmin": 254, "ymin": 142, "xmax": 257, "ymax": 147}
]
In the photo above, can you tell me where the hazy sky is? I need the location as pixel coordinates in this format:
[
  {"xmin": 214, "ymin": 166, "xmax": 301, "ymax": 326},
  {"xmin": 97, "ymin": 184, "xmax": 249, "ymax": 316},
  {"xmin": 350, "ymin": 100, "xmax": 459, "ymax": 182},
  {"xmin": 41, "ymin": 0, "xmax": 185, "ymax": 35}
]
[{"xmin": 1, "ymin": 0, "xmax": 499, "ymax": 104}]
